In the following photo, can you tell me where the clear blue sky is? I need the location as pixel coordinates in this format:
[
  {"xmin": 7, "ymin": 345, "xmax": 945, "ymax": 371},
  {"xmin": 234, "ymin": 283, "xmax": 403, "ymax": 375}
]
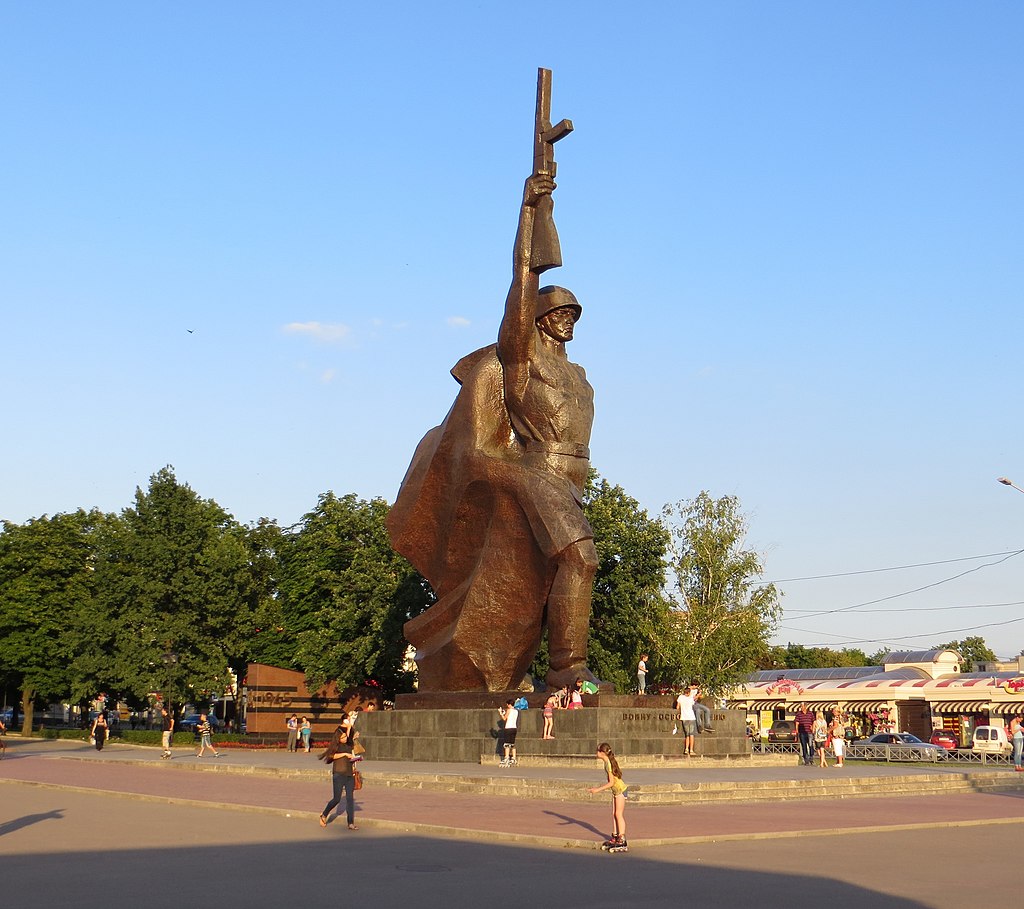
[{"xmin": 3, "ymin": 3, "xmax": 1022, "ymax": 658}]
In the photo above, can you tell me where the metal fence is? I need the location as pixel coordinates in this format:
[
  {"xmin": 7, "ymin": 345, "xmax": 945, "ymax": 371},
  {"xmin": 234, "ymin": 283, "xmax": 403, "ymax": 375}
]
[{"xmin": 752, "ymin": 740, "xmax": 1012, "ymax": 765}]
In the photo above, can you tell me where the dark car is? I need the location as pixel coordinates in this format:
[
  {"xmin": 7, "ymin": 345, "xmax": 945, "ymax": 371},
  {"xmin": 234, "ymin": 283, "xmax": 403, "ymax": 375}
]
[
  {"xmin": 767, "ymin": 720, "xmax": 798, "ymax": 743},
  {"xmin": 929, "ymin": 729, "xmax": 959, "ymax": 750},
  {"xmin": 178, "ymin": 713, "xmax": 222, "ymax": 732},
  {"xmin": 177, "ymin": 714, "xmax": 203, "ymax": 732}
]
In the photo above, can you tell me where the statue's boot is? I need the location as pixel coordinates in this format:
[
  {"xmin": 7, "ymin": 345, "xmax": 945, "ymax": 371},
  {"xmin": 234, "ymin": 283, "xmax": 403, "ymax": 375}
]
[
  {"xmin": 544, "ymin": 542, "xmax": 600, "ymax": 690},
  {"xmin": 546, "ymin": 664, "xmax": 602, "ymax": 689},
  {"xmin": 545, "ymin": 591, "xmax": 603, "ymax": 689}
]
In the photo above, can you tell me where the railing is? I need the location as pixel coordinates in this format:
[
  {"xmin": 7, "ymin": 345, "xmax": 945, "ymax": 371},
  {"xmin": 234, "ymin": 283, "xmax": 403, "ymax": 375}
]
[
  {"xmin": 751, "ymin": 741, "xmax": 800, "ymax": 755},
  {"xmin": 752, "ymin": 740, "xmax": 1013, "ymax": 765},
  {"xmin": 846, "ymin": 742, "xmax": 941, "ymax": 762}
]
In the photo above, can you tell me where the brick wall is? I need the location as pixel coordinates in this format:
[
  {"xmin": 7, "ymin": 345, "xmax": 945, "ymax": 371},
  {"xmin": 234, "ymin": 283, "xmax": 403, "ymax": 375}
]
[{"xmin": 245, "ymin": 663, "xmax": 346, "ymax": 736}]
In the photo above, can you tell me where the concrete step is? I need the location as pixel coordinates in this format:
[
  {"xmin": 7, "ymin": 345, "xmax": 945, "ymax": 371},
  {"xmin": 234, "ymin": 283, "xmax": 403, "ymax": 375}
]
[{"xmin": 367, "ymin": 768, "xmax": 1024, "ymax": 805}]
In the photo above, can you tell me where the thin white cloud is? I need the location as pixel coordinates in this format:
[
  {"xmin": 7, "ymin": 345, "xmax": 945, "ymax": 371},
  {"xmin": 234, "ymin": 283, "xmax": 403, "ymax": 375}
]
[
  {"xmin": 282, "ymin": 321, "xmax": 352, "ymax": 343},
  {"xmin": 319, "ymin": 368, "xmax": 336, "ymax": 384},
  {"xmin": 447, "ymin": 316, "xmax": 471, "ymax": 328}
]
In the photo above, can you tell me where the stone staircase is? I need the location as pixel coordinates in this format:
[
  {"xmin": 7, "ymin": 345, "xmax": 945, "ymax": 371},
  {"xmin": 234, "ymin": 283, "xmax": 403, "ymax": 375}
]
[
  {"xmin": 355, "ymin": 703, "xmax": 749, "ymax": 763},
  {"xmin": 363, "ymin": 767, "xmax": 1024, "ymax": 805}
]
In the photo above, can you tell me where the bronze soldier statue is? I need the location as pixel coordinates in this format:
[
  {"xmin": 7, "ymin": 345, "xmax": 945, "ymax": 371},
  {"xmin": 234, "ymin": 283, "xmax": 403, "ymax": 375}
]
[{"xmin": 387, "ymin": 71, "xmax": 598, "ymax": 692}]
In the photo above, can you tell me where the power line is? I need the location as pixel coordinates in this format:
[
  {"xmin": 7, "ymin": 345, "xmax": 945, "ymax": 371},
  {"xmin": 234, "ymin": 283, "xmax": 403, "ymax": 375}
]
[
  {"xmin": 782, "ymin": 549, "xmax": 1024, "ymax": 619},
  {"xmin": 786, "ymin": 599, "xmax": 1024, "ymax": 615},
  {"xmin": 766, "ymin": 549, "xmax": 1024, "ymax": 583},
  {"xmin": 777, "ymin": 613, "xmax": 1024, "ymax": 649}
]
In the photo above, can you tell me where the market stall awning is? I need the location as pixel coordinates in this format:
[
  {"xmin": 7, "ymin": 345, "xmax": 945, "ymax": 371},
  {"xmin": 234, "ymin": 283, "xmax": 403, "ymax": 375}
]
[
  {"xmin": 987, "ymin": 702, "xmax": 1024, "ymax": 715},
  {"xmin": 729, "ymin": 699, "xmax": 785, "ymax": 710},
  {"xmin": 929, "ymin": 701, "xmax": 988, "ymax": 714},
  {"xmin": 838, "ymin": 701, "xmax": 890, "ymax": 712}
]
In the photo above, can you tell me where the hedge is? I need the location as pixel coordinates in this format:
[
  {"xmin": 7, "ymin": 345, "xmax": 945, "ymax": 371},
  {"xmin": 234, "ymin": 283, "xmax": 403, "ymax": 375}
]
[{"xmin": 35, "ymin": 728, "xmax": 329, "ymax": 750}]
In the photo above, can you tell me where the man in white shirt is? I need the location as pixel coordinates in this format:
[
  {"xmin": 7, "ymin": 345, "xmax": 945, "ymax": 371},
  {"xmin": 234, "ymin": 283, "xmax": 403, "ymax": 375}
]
[{"xmin": 676, "ymin": 687, "xmax": 697, "ymax": 756}]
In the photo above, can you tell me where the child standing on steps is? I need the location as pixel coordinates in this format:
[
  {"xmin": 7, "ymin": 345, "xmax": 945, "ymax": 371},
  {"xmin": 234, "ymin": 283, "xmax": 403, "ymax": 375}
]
[
  {"xmin": 542, "ymin": 692, "xmax": 558, "ymax": 739},
  {"xmin": 589, "ymin": 742, "xmax": 628, "ymax": 852}
]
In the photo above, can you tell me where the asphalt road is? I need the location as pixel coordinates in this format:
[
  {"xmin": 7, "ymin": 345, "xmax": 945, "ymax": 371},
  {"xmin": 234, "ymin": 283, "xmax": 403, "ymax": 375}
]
[{"xmin": 0, "ymin": 781, "xmax": 1013, "ymax": 909}]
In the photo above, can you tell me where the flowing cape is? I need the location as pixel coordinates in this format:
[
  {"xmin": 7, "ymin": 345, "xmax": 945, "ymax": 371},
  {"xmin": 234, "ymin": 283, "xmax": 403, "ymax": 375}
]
[{"xmin": 386, "ymin": 344, "xmax": 592, "ymax": 691}]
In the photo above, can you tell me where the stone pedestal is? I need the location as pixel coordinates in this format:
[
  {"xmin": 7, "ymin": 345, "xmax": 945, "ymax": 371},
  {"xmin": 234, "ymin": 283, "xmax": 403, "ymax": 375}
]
[{"xmin": 354, "ymin": 705, "xmax": 750, "ymax": 763}]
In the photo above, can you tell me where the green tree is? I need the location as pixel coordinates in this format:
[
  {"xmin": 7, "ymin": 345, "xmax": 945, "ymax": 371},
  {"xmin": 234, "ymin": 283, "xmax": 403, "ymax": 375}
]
[
  {"xmin": 935, "ymin": 636, "xmax": 998, "ymax": 671},
  {"xmin": 525, "ymin": 472, "xmax": 674, "ymax": 692},
  {"xmin": 758, "ymin": 643, "xmax": 870, "ymax": 670},
  {"xmin": 663, "ymin": 491, "xmax": 781, "ymax": 696},
  {"xmin": 582, "ymin": 474, "xmax": 674, "ymax": 692},
  {"xmin": 0, "ymin": 510, "xmax": 105, "ymax": 733},
  {"xmin": 278, "ymin": 492, "xmax": 432, "ymax": 695},
  {"xmin": 96, "ymin": 466, "xmax": 257, "ymax": 709}
]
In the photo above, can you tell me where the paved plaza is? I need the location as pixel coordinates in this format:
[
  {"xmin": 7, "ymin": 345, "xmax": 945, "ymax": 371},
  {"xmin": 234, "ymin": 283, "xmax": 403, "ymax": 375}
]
[{"xmin": 1, "ymin": 735, "xmax": 1022, "ymax": 908}]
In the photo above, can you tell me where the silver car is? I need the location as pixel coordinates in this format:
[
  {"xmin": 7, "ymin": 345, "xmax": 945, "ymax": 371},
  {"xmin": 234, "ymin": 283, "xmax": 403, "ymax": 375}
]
[{"xmin": 849, "ymin": 732, "xmax": 944, "ymax": 762}]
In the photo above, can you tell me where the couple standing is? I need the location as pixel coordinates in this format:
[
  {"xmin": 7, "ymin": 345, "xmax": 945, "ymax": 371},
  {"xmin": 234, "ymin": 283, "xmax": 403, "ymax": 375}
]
[{"xmin": 675, "ymin": 684, "xmax": 714, "ymax": 757}]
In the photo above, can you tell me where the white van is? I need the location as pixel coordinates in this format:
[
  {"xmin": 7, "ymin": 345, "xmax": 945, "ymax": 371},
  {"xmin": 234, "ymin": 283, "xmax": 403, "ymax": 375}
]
[{"xmin": 972, "ymin": 725, "xmax": 1012, "ymax": 755}]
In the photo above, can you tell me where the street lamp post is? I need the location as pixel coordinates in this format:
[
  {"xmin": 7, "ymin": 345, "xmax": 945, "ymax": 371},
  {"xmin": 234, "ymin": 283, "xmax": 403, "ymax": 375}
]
[
  {"xmin": 162, "ymin": 649, "xmax": 179, "ymax": 710},
  {"xmin": 998, "ymin": 477, "xmax": 1024, "ymax": 496}
]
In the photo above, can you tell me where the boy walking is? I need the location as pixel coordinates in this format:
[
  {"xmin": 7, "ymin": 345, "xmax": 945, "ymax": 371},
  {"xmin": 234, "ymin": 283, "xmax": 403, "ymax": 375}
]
[{"xmin": 160, "ymin": 706, "xmax": 174, "ymax": 759}]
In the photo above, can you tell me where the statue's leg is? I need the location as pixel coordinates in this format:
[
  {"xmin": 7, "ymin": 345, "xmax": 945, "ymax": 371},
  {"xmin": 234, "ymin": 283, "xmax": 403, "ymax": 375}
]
[{"xmin": 545, "ymin": 538, "xmax": 599, "ymax": 688}]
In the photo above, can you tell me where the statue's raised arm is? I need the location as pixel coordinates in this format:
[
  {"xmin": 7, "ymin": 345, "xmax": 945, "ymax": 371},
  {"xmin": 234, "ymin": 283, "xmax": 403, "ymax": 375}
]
[{"xmin": 497, "ymin": 173, "xmax": 553, "ymax": 404}]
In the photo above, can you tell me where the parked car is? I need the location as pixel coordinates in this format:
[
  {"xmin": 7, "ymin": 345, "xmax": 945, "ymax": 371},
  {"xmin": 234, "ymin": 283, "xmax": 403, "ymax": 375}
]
[
  {"xmin": 972, "ymin": 725, "xmax": 1012, "ymax": 756},
  {"xmin": 767, "ymin": 720, "xmax": 798, "ymax": 743},
  {"xmin": 850, "ymin": 732, "xmax": 945, "ymax": 761},
  {"xmin": 178, "ymin": 713, "xmax": 222, "ymax": 733},
  {"xmin": 929, "ymin": 729, "xmax": 959, "ymax": 750}
]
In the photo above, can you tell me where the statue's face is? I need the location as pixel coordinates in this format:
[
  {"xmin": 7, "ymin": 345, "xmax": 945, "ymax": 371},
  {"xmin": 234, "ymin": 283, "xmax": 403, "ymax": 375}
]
[{"xmin": 538, "ymin": 306, "xmax": 578, "ymax": 342}]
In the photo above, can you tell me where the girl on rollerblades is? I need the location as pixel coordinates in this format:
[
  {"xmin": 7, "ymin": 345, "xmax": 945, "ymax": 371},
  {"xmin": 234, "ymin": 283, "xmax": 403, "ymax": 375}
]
[{"xmin": 588, "ymin": 742, "xmax": 628, "ymax": 852}]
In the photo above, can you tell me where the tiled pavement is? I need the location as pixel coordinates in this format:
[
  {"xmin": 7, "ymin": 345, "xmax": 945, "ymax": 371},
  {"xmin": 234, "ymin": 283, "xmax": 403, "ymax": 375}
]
[{"xmin": 3, "ymin": 736, "xmax": 1023, "ymax": 848}]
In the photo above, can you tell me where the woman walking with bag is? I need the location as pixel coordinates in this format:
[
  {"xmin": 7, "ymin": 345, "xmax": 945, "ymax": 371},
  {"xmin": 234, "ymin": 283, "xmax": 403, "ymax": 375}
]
[
  {"xmin": 91, "ymin": 711, "xmax": 108, "ymax": 751},
  {"xmin": 318, "ymin": 725, "xmax": 358, "ymax": 830}
]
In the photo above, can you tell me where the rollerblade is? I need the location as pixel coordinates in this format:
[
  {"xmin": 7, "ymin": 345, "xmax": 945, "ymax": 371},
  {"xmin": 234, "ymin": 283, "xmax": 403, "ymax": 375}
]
[
  {"xmin": 498, "ymin": 758, "xmax": 509, "ymax": 768},
  {"xmin": 606, "ymin": 836, "xmax": 628, "ymax": 854}
]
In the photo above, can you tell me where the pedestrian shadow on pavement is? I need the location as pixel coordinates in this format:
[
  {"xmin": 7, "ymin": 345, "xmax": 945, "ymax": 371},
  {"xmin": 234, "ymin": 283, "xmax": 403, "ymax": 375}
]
[
  {"xmin": 540, "ymin": 809, "xmax": 605, "ymax": 837},
  {"xmin": 0, "ymin": 809, "xmax": 64, "ymax": 838}
]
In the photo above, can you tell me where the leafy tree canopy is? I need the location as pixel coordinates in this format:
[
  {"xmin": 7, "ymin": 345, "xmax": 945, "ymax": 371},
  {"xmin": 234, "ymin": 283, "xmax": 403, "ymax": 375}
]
[
  {"xmin": 758, "ymin": 643, "xmax": 871, "ymax": 670},
  {"xmin": 0, "ymin": 509, "xmax": 107, "ymax": 731},
  {"xmin": 96, "ymin": 466, "xmax": 256, "ymax": 707},
  {"xmin": 934, "ymin": 636, "xmax": 998, "ymax": 671},
  {"xmin": 580, "ymin": 473, "xmax": 673, "ymax": 691},
  {"xmin": 277, "ymin": 492, "xmax": 432, "ymax": 694},
  {"xmin": 663, "ymin": 491, "xmax": 781, "ymax": 696}
]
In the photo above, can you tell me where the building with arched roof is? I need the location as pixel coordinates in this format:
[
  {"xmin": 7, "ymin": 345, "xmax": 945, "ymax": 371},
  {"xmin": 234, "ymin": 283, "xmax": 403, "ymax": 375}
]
[{"xmin": 730, "ymin": 650, "xmax": 1024, "ymax": 744}]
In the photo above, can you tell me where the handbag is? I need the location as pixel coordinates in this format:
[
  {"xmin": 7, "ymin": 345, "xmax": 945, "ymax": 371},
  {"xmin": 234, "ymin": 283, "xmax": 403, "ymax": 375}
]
[{"xmin": 352, "ymin": 769, "xmax": 363, "ymax": 791}]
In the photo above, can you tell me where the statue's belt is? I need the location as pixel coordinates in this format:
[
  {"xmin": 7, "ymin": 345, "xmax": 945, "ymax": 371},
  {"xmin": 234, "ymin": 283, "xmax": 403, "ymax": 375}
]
[{"xmin": 523, "ymin": 440, "xmax": 590, "ymax": 459}]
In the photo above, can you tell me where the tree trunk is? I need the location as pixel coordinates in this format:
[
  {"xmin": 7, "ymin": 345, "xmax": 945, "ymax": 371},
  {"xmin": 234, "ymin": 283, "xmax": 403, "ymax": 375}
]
[{"xmin": 20, "ymin": 686, "xmax": 35, "ymax": 736}]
